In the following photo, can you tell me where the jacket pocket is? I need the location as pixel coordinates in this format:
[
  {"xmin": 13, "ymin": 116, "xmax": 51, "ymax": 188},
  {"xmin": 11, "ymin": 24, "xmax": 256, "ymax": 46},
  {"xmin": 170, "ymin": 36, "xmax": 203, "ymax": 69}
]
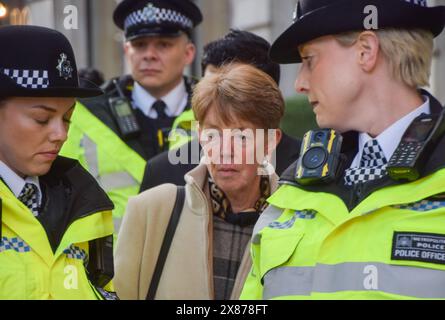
[
  {"xmin": 258, "ymin": 227, "xmax": 304, "ymax": 281},
  {"xmin": 0, "ymin": 257, "xmax": 27, "ymax": 299}
]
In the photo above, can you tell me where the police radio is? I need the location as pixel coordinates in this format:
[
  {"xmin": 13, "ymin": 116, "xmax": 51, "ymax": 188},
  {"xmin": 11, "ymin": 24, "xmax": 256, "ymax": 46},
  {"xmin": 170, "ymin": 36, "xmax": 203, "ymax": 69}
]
[
  {"xmin": 387, "ymin": 110, "xmax": 445, "ymax": 182},
  {"xmin": 295, "ymin": 129, "xmax": 343, "ymax": 185},
  {"xmin": 108, "ymin": 79, "xmax": 141, "ymax": 139}
]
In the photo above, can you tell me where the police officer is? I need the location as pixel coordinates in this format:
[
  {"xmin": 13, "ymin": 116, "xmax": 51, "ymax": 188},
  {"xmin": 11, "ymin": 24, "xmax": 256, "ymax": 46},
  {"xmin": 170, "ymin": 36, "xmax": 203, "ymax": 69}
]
[
  {"xmin": 60, "ymin": 0, "xmax": 203, "ymax": 231},
  {"xmin": 0, "ymin": 25, "xmax": 115, "ymax": 300},
  {"xmin": 241, "ymin": 0, "xmax": 445, "ymax": 299}
]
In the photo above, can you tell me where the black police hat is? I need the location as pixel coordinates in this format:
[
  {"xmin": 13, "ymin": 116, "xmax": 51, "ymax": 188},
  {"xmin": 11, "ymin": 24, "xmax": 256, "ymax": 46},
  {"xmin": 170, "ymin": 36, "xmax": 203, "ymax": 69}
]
[
  {"xmin": 114, "ymin": 0, "xmax": 203, "ymax": 41},
  {"xmin": 270, "ymin": 0, "xmax": 445, "ymax": 64},
  {"xmin": 0, "ymin": 25, "xmax": 103, "ymax": 98}
]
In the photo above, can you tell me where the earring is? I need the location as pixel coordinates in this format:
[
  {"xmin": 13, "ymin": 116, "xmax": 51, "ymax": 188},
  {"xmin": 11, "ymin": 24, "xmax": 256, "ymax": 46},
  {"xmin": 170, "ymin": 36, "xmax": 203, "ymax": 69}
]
[{"xmin": 258, "ymin": 158, "xmax": 275, "ymax": 176}]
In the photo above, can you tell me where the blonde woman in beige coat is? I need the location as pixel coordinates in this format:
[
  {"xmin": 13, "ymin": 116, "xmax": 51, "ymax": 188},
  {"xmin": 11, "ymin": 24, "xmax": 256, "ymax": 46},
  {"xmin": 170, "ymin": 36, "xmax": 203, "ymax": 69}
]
[{"xmin": 114, "ymin": 64, "xmax": 285, "ymax": 300}]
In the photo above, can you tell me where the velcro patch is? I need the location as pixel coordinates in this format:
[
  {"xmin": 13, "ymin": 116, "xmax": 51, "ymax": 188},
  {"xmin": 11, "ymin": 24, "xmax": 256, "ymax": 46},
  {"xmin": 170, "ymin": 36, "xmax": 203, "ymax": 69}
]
[{"xmin": 392, "ymin": 232, "xmax": 445, "ymax": 265}]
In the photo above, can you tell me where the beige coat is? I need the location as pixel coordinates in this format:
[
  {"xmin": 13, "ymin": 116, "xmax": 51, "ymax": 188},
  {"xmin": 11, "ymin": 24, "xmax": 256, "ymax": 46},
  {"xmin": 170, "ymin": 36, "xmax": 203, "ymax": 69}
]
[{"xmin": 114, "ymin": 164, "xmax": 278, "ymax": 300}]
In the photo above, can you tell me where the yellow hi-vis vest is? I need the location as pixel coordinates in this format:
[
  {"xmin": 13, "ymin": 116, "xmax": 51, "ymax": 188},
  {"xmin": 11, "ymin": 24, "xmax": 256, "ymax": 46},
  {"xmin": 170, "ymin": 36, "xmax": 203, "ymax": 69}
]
[
  {"xmin": 0, "ymin": 180, "xmax": 114, "ymax": 300},
  {"xmin": 168, "ymin": 109, "xmax": 196, "ymax": 150},
  {"xmin": 241, "ymin": 168, "xmax": 445, "ymax": 300},
  {"xmin": 60, "ymin": 102, "xmax": 146, "ymax": 233}
]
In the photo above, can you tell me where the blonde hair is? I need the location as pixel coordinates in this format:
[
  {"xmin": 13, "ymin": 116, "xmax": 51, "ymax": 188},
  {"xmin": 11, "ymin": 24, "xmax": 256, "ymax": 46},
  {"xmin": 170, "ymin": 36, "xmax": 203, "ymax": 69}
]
[
  {"xmin": 192, "ymin": 63, "xmax": 285, "ymax": 129},
  {"xmin": 335, "ymin": 28, "xmax": 434, "ymax": 88}
]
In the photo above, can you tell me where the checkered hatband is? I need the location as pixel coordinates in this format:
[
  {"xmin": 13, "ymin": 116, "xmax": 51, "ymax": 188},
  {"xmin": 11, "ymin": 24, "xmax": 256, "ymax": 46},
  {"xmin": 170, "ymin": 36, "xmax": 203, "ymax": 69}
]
[
  {"xmin": 344, "ymin": 139, "xmax": 388, "ymax": 186},
  {"xmin": 124, "ymin": 3, "xmax": 193, "ymax": 30},
  {"xmin": 0, "ymin": 68, "xmax": 49, "ymax": 89}
]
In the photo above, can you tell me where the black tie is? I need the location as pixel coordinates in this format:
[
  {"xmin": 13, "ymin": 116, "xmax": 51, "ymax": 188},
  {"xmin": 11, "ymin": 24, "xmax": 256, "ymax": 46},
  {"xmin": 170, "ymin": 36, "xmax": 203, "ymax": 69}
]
[
  {"xmin": 152, "ymin": 100, "xmax": 167, "ymax": 119},
  {"xmin": 18, "ymin": 183, "xmax": 40, "ymax": 217},
  {"xmin": 344, "ymin": 139, "xmax": 388, "ymax": 186}
]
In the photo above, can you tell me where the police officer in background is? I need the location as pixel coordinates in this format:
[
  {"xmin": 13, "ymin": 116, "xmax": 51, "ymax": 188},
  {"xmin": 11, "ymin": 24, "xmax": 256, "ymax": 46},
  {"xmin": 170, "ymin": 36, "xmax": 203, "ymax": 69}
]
[
  {"xmin": 0, "ymin": 25, "xmax": 115, "ymax": 300},
  {"xmin": 241, "ymin": 0, "xmax": 445, "ymax": 299},
  {"xmin": 61, "ymin": 0, "xmax": 202, "ymax": 231}
]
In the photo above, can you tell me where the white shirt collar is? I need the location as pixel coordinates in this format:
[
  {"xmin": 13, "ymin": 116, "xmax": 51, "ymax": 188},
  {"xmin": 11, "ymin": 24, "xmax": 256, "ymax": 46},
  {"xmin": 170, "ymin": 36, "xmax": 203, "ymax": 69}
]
[
  {"xmin": 0, "ymin": 160, "xmax": 42, "ymax": 206},
  {"xmin": 351, "ymin": 95, "xmax": 431, "ymax": 168},
  {"xmin": 131, "ymin": 80, "xmax": 188, "ymax": 119}
]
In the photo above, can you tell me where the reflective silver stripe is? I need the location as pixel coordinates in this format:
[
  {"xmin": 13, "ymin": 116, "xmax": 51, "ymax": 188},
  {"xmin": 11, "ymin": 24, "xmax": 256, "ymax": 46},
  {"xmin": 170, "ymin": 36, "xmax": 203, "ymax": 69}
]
[
  {"xmin": 100, "ymin": 172, "xmax": 138, "ymax": 192},
  {"xmin": 263, "ymin": 266, "xmax": 314, "ymax": 298},
  {"xmin": 252, "ymin": 205, "xmax": 284, "ymax": 244},
  {"xmin": 263, "ymin": 262, "xmax": 445, "ymax": 299},
  {"xmin": 82, "ymin": 135, "xmax": 138, "ymax": 192},
  {"xmin": 82, "ymin": 135, "xmax": 99, "ymax": 178}
]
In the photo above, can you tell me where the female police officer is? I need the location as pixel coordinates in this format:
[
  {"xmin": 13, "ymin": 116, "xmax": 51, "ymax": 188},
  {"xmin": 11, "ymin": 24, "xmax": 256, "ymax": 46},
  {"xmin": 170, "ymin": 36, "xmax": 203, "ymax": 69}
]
[
  {"xmin": 0, "ymin": 25, "xmax": 115, "ymax": 299},
  {"xmin": 241, "ymin": 0, "xmax": 445, "ymax": 299}
]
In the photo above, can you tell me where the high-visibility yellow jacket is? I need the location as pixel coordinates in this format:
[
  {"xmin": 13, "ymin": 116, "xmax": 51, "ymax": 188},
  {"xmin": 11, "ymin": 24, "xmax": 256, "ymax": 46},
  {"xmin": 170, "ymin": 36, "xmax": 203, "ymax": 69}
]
[
  {"xmin": 241, "ymin": 99, "xmax": 445, "ymax": 300},
  {"xmin": 241, "ymin": 169, "xmax": 445, "ymax": 299},
  {"xmin": 60, "ymin": 102, "xmax": 145, "ymax": 233},
  {"xmin": 0, "ymin": 158, "xmax": 114, "ymax": 300},
  {"xmin": 168, "ymin": 109, "xmax": 197, "ymax": 150}
]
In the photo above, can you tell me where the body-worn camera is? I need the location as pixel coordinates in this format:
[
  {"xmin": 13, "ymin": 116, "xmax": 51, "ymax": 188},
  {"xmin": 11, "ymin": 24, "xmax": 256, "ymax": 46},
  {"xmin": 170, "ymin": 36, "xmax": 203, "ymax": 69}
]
[
  {"xmin": 387, "ymin": 110, "xmax": 445, "ymax": 181},
  {"xmin": 295, "ymin": 129, "xmax": 343, "ymax": 185}
]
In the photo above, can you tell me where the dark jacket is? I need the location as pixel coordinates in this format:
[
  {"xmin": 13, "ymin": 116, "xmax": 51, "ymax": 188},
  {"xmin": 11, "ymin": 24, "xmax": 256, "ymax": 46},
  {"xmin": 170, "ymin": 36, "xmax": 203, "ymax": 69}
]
[
  {"xmin": 31, "ymin": 157, "xmax": 114, "ymax": 251},
  {"xmin": 139, "ymin": 133, "xmax": 302, "ymax": 192}
]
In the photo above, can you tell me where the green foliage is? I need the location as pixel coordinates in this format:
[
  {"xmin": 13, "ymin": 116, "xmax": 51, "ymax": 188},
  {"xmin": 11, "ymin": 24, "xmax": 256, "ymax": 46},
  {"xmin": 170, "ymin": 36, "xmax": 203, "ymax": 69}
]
[{"xmin": 281, "ymin": 95, "xmax": 319, "ymax": 139}]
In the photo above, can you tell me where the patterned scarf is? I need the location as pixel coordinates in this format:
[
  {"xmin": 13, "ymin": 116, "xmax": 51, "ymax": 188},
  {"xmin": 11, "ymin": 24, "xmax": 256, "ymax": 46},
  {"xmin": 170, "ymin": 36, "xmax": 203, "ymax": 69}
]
[{"xmin": 208, "ymin": 175, "xmax": 271, "ymax": 227}]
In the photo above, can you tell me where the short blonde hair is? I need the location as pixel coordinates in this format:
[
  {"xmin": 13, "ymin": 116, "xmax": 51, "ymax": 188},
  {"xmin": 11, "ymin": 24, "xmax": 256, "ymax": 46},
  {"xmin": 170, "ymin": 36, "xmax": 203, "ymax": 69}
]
[
  {"xmin": 335, "ymin": 28, "xmax": 434, "ymax": 88},
  {"xmin": 192, "ymin": 63, "xmax": 285, "ymax": 129}
]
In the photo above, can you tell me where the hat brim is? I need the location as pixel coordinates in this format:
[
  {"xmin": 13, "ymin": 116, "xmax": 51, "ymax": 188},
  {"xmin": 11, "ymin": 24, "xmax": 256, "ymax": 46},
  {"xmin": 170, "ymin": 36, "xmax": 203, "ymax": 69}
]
[
  {"xmin": 125, "ymin": 26, "xmax": 184, "ymax": 41},
  {"xmin": 0, "ymin": 74, "xmax": 103, "ymax": 98},
  {"xmin": 270, "ymin": 0, "xmax": 445, "ymax": 64}
]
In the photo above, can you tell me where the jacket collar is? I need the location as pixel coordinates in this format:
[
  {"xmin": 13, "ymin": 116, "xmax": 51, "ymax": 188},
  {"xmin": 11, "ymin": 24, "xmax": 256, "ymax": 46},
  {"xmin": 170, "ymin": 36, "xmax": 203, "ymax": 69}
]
[
  {"xmin": 0, "ymin": 156, "xmax": 114, "ymax": 262},
  {"xmin": 38, "ymin": 156, "xmax": 114, "ymax": 248},
  {"xmin": 184, "ymin": 163, "xmax": 280, "ymax": 213},
  {"xmin": 132, "ymin": 79, "xmax": 188, "ymax": 117},
  {"xmin": 40, "ymin": 156, "xmax": 113, "ymax": 211}
]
